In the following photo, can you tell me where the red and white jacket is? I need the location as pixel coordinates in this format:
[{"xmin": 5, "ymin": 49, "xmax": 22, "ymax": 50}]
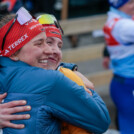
[{"xmin": 103, "ymin": 8, "xmax": 134, "ymax": 78}]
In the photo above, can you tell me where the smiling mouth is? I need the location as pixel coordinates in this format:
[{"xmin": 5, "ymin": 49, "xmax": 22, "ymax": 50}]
[
  {"xmin": 39, "ymin": 58, "xmax": 57, "ymax": 65},
  {"xmin": 38, "ymin": 59, "xmax": 58, "ymax": 70},
  {"xmin": 39, "ymin": 60, "xmax": 48, "ymax": 63}
]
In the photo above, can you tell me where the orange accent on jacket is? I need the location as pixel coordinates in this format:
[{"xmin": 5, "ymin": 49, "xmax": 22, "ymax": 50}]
[{"xmin": 59, "ymin": 67, "xmax": 92, "ymax": 134}]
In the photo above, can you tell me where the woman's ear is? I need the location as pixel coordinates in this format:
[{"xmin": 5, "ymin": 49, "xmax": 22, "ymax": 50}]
[
  {"xmin": 9, "ymin": 55, "xmax": 19, "ymax": 61},
  {"xmin": 9, "ymin": 49, "xmax": 20, "ymax": 61}
]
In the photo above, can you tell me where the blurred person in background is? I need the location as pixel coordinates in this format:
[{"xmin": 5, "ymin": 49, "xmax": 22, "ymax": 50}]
[
  {"xmin": 103, "ymin": 0, "xmax": 134, "ymax": 133},
  {"xmin": 0, "ymin": 0, "xmax": 23, "ymax": 13}
]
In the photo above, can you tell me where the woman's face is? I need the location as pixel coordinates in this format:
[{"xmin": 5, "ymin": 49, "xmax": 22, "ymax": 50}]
[
  {"xmin": 46, "ymin": 36, "xmax": 63, "ymax": 70},
  {"xmin": 13, "ymin": 32, "xmax": 62, "ymax": 70}
]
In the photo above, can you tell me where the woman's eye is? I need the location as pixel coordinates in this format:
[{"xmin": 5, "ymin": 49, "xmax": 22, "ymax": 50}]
[
  {"xmin": 37, "ymin": 43, "xmax": 42, "ymax": 46},
  {"xmin": 58, "ymin": 45, "xmax": 62, "ymax": 49},
  {"xmin": 58, "ymin": 44, "xmax": 62, "ymax": 49},
  {"xmin": 34, "ymin": 41, "xmax": 42, "ymax": 46}
]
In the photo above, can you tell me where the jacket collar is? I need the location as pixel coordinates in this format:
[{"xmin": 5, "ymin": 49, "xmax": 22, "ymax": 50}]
[{"xmin": 0, "ymin": 57, "xmax": 30, "ymax": 67}]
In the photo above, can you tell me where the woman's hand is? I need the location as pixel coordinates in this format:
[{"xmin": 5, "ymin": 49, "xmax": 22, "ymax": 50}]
[
  {"xmin": 74, "ymin": 71, "xmax": 94, "ymax": 90},
  {"xmin": 102, "ymin": 57, "xmax": 110, "ymax": 69},
  {"xmin": 0, "ymin": 93, "xmax": 31, "ymax": 129}
]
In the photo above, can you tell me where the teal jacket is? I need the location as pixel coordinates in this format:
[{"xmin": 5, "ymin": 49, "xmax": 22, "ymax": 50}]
[{"xmin": 0, "ymin": 57, "xmax": 110, "ymax": 134}]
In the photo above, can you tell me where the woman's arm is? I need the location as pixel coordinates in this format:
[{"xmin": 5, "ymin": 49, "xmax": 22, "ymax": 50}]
[
  {"xmin": 46, "ymin": 72, "xmax": 111, "ymax": 133},
  {"xmin": 74, "ymin": 71, "xmax": 94, "ymax": 90}
]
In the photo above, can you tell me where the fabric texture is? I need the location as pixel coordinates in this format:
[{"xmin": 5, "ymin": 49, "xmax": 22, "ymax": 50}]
[
  {"xmin": 0, "ymin": 57, "xmax": 110, "ymax": 134},
  {"xmin": 43, "ymin": 24, "xmax": 62, "ymax": 40},
  {"xmin": 110, "ymin": 75, "xmax": 134, "ymax": 133},
  {"xmin": 0, "ymin": 18, "xmax": 45, "ymax": 57}
]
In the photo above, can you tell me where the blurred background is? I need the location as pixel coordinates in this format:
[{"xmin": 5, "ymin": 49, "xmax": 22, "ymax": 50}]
[
  {"xmin": 54, "ymin": 0, "xmax": 109, "ymax": 19},
  {"xmin": 0, "ymin": 0, "xmax": 109, "ymax": 18}
]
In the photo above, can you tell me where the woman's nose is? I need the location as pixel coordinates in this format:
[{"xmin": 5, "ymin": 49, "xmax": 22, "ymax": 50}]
[
  {"xmin": 43, "ymin": 45, "xmax": 53, "ymax": 54},
  {"xmin": 44, "ymin": 45, "xmax": 60, "ymax": 54}
]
